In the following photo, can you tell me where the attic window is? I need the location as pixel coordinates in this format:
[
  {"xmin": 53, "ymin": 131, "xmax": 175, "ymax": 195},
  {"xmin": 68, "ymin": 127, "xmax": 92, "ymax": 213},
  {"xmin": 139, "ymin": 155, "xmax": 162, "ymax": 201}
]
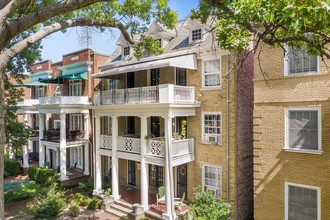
[
  {"xmin": 123, "ymin": 46, "xmax": 130, "ymax": 56},
  {"xmin": 192, "ymin": 29, "xmax": 202, "ymax": 41}
]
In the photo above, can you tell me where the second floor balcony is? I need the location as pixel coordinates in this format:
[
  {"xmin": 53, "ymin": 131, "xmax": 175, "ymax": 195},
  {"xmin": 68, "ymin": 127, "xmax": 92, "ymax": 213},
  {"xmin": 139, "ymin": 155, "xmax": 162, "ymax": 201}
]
[
  {"xmin": 39, "ymin": 96, "xmax": 90, "ymax": 105},
  {"xmin": 17, "ymin": 99, "xmax": 39, "ymax": 107},
  {"xmin": 99, "ymin": 134, "xmax": 194, "ymax": 163},
  {"xmin": 94, "ymin": 84, "xmax": 196, "ymax": 106}
]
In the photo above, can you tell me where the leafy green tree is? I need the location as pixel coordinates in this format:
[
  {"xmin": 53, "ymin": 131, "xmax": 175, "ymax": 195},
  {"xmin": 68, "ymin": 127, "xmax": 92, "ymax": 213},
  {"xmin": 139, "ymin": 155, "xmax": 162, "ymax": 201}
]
[
  {"xmin": 190, "ymin": 186, "xmax": 231, "ymax": 220},
  {"xmin": 192, "ymin": 0, "xmax": 330, "ymax": 58},
  {"xmin": 0, "ymin": 1, "xmax": 177, "ymax": 218}
]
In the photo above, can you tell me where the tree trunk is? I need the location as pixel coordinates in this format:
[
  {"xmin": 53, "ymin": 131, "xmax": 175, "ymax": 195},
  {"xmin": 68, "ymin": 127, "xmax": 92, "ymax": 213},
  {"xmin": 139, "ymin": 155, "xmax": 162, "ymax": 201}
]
[{"xmin": 0, "ymin": 67, "xmax": 5, "ymax": 219}]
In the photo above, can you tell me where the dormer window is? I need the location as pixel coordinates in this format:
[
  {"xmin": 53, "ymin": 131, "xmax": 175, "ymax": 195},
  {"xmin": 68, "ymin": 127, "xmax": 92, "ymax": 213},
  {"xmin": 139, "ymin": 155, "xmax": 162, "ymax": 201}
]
[
  {"xmin": 192, "ymin": 29, "xmax": 202, "ymax": 41},
  {"xmin": 157, "ymin": 39, "xmax": 162, "ymax": 48},
  {"xmin": 123, "ymin": 46, "xmax": 130, "ymax": 56}
]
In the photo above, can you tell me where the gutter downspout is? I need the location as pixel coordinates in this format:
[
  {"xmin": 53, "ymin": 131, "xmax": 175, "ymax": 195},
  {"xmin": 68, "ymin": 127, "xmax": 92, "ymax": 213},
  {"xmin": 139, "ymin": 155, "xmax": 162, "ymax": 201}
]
[{"xmin": 226, "ymin": 54, "xmax": 230, "ymax": 203}]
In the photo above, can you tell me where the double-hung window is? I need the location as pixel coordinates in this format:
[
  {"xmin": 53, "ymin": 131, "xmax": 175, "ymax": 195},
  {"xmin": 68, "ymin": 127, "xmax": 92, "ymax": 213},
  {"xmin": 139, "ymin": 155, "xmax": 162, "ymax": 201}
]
[
  {"xmin": 70, "ymin": 114, "xmax": 82, "ymax": 130},
  {"xmin": 202, "ymin": 59, "xmax": 221, "ymax": 89},
  {"xmin": 202, "ymin": 165, "xmax": 222, "ymax": 197},
  {"xmin": 69, "ymin": 80, "xmax": 82, "ymax": 96},
  {"xmin": 202, "ymin": 112, "xmax": 221, "ymax": 144},
  {"xmin": 285, "ymin": 182, "xmax": 320, "ymax": 220},
  {"xmin": 285, "ymin": 108, "xmax": 321, "ymax": 152},
  {"xmin": 285, "ymin": 46, "xmax": 318, "ymax": 75},
  {"xmin": 36, "ymin": 86, "xmax": 44, "ymax": 98}
]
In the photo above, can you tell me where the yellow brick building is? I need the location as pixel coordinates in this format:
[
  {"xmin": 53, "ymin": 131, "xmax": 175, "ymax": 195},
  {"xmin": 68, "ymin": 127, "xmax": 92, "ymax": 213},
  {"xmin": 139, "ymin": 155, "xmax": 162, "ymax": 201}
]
[{"xmin": 254, "ymin": 44, "xmax": 330, "ymax": 219}]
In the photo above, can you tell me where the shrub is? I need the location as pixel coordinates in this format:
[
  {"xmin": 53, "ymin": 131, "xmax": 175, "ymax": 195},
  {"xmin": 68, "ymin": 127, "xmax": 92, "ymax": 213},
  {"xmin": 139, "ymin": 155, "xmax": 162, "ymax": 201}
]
[
  {"xmin": 78, "ymin": 176, "xmax": 94, "ymax": 196},
  {"xmin": 190, "ymin": 186, "xmax": 231, "ymax": 220},
  {"xmin": 32, "ymin": 184, "xmax": 66, "ymax": 219},
  {"xmin": 4, "ymin": 180, "xmax": 40, "ymax": 203},
  {"xmin": 4, "ymin": 159, "xmax": 21, "ymax": 177},
  {"xmin": 87, "ymin": 199, "xmax": 101, "ymax": 210},
  {"xmin": 27, "ymin": 165, "xmax": 38, "ymax": 181},
  {"xmin": 70, "ymin": 201, "xmax": 80, "ymax": 217},
  {"xmin": 35, "ymin": 167, "xmax": 58, "ymax": 186}
]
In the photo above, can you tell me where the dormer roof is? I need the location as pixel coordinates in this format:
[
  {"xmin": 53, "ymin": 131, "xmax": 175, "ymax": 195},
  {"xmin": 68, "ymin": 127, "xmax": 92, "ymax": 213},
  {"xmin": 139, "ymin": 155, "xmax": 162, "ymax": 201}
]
[{"xmin": 146, "ymin": 21, "xmax": 177, "ymax": 39}]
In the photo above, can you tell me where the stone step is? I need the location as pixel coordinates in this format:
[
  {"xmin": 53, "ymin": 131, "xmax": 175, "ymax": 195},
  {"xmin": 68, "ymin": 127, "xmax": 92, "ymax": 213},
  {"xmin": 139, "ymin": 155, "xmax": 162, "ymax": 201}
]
[
  {"xmin": 145, "ymin": 210, "xmax": 163, "ymax": 220},
  {"xmin": 111, "ymin": 203, "xmax": 133, "ymax": 214},
  {"xmin": 115, "ymin": 199, "xmax": 133, "ymax": 209},
  {"xmin": 105, "ymin": 208, "xmax": 127, "ymax": 218}
]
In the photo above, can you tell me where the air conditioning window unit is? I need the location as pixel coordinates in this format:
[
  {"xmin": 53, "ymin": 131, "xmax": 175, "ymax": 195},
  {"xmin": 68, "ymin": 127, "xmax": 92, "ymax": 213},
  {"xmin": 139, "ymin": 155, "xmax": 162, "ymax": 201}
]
[{"xmin": 207, "ymin": 135, "xmax": 221, "ymax": 144}]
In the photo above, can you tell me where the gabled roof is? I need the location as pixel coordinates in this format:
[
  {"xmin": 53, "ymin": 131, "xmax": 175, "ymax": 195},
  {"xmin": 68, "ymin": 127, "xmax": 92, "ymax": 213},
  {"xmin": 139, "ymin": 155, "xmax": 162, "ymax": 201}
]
[{"xmin": 146, "ymin": 21, "xmax": 177, "ymax": 39}]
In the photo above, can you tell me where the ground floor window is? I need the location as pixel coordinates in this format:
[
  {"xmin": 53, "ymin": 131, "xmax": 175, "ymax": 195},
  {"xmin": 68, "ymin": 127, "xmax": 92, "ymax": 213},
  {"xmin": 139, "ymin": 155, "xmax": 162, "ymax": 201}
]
[
  {"xmin": 202, "ymin": 164, "xmax": 222, "ymax": 197},
  {"xmin": 71, "ymin": 146, "xmax": 83, "ymax": 169},
  {"xmin": 285, "ymin": 182, "xmax": 320, "ymax": 220},
  {"xmin": 149, "ymin": 165, "xmax": 164, "ymax": 187}
]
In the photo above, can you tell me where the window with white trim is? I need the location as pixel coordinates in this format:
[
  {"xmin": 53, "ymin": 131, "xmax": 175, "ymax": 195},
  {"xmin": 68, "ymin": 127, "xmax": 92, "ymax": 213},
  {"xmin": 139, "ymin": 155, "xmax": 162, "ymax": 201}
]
[
  {"xmin": 191, "ymin": 29, "xmax": 202, "ymax": 41},
  {"xmin": 70, "ymin": 114, "xmax": 82, "ymax": 130},
  {"xmin": 285, "ymin": 46, "xmax": 318, "ymax": 75},
  {"xmin": 202, "ymin": 165, "xmax": 222, "ymax": 198},
  {"xmin": 202, "ymin": 59, "xmax": 221, "ymax": 88},
  {"xmin": 72, "ymin": 146, "xmax": 83, "ymax": 169},
  {"xmin": 123, "ymin": 46, "xmax": 130, "ymax": 56},
  {"xmin": 36, "ymin": 86, "xmax": 44, "ymax": 98},
  {"xmin": 202, "ymin": 112, "xmax": 221, "ymax": 144},
  {"xmin": 54, "ymin": 120, "xmax": 60, "ymax": 129},
  {"xmin": 285, "ymin": 108, "xmax": 321, "ymax": 152},
  {"xmin": 285, "ymin": 182, "xmax": 320, "ymax": 220},
  {"xmin": 69, "ymin": 80, "xmax": 82, "ymax": 96}
]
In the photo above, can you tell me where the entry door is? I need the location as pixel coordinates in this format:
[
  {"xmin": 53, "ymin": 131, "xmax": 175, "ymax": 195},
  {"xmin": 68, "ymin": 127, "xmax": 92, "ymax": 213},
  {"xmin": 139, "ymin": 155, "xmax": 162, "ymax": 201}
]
[
  {"xmin": 127, "ymin": 72, "xmax": 135, "ymax": 88},
  {"xmin": 127, "ymin": 117, "xmax": 135, "ymax": 135},
  {"xmin": 128, "ymin": 160, "xmax": 136, "ymax": 186},
  {"xmin": 150, "ymin": 116, "xmax": 160, "ymax": 137},
  {"xmin": 176, "ymin": 68, "xmax": 187, "ymax": 86},
  {"xmin": 151, "ymin": 68, "xmax": 160, "ymax": 86},
  {"xmin": 177, "ymin": 164, "xmax": 187, "ymax": 198}
]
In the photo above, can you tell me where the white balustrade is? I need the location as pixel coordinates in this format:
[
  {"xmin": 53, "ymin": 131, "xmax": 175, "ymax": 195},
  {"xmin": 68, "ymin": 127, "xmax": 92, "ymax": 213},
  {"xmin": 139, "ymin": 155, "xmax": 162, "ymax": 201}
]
[
  {"xmin": 172, "ymin": 138, "xmax": 194, "ymax": 157},
  {"xmin": 39, "ymin": 96, "xmax": 90, "ymax": 105},
  {"xmin": 99, "ymin": 135, "xmax": 112, "ymax": 149},
  {"xmin": 17, "ymin": 99, "xmax": 39, "ymax": 107},
  {"xmin": 95, "ymin": 84, "xmax": 195, "ymax": 105},
  {"xmin": 117, "ymin": 137, "xmax": 141, "ymax": 153},
  {"xmin": 146, "ymin": 139, "xmax": 166, "ymax": 157}
]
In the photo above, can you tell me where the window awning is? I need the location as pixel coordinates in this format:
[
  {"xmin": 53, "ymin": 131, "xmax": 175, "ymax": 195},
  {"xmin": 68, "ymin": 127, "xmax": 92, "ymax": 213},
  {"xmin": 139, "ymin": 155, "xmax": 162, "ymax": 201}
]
[
  {"xmin": 92, "ymin": 54, "xmax": 197, "ymax": 78},
  {"xmin": 12, "ymin": 81, "xmax": 48, "ymax": 87},
  {"xmin": 38, "ymin": 72, "xmax": 88, "ymax": 84}
]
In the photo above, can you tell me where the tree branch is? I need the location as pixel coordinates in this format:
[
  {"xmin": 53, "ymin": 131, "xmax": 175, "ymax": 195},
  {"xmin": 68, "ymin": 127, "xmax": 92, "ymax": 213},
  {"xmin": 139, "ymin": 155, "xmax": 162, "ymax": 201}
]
[
  {"xmin": 0, "ymin": 18, "xmax": 134, "ymax": 70},
  {"xmin": 0, "ymin": 0, "xmax": 30, "ymax": 29},
  {"xmin": 0, "ymin": 0, "xmax": 116, "ymax": 51}
]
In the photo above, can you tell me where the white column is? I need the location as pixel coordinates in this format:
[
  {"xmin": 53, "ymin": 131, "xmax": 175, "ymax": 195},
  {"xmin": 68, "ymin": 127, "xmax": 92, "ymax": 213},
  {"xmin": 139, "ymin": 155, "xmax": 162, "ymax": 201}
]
[
  {"xmin": 60, "ymin": 114, "xmax": 68, "ymax": 181},
  {"xmin": 22, "ymin": 114, "xmax": 29, "ymax": 168},
  {"xmin": 162, "ymin": 115, "xmax": 176, "ymax": 220},
  {"xmin": 45, "ymin": 113, "xmax": 50, "ymax": 130},
  {"xmin": 111, "ymin": 116, "xmax": 120, "ymax": 200},
  {"xmin": 46, "ymin": 148, "xmax": 50, "ymax": 167},
  {"xmin": 93, "ymin": 116, "xmax": 102, "ymax": 194},
  {"xmin": 39, "ymin": 114, "xmax": 45, "ymax": 167},
  {"xmin": 84, "ymin": 114, "xmax": 89, "ymax": 175},
  {"xmin": 140, "ymin": 116, "xmax": 149, "ymax": 210}
]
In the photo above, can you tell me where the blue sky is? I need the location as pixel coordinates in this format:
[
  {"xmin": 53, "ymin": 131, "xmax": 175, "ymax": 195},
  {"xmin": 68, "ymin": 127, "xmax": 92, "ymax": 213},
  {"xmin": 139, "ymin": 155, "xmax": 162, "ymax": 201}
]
[{"xmin": 40, "ymin": 0, "xmax": 199, "ymax": 62}]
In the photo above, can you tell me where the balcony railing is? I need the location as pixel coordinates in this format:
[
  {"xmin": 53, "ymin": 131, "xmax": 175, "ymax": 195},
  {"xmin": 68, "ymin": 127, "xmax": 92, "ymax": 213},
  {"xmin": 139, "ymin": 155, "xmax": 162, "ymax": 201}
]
[
  {"xmin": 17, "ymin": 99, "xmax": 39, "ymax": 107},
  {"xmin": 42, "ymin": 129, "xmax": 85, "ymax": 141},
  {"xmin": 94, "ymin": 84, "xmax": 196, "ymax": 105},
  {"xmin": 39, "ymin": 96, "xmax": 90, "ymax": 105},
  {"xmin": 98, "ymin": 135, "xmax": 194, "ymax": 159}
]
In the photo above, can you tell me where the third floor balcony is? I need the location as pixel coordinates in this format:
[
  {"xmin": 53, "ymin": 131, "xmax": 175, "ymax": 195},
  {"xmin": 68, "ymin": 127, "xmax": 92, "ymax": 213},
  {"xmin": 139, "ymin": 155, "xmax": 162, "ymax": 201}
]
[{"xmin": 93, "ymin": 84, "xmax": 196, "ymax": 106}]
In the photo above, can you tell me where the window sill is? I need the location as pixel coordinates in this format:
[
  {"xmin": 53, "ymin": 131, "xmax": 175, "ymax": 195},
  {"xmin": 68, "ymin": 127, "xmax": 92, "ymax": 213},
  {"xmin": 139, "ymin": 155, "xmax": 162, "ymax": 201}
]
[
  {"xmin": 283, "ymin": 148, "xmax": 323, "ymax": 155},
  {"xmin": 284, "ymin": 71, "xmax": 319, "ymax": 77},
  {"xmin": 201, "ymin": 141, "xmax": 222, "ymax": 146},
  {"xmin": 200, "ymin": 87, "xmax": 222, "ymax": 91}
]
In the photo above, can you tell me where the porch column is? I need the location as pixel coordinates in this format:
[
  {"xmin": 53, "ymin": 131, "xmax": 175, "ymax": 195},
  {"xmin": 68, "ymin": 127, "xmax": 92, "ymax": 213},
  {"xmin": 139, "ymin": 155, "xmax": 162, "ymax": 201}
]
[
  {"xmin": 45, "ymin": 113, "xmax": 50, "ymax": 130},
  {"xmin": 22, "ymin": 114, "xmax": 29, "ymax": 168},
  {"xmin": 46, "ymin": 148, "xmax": 50, "ymax": 167},
  {"xmin": 111, "ymin": 116, "xmax": 120, "ymax": 200},
  {"xmin": 60, "ymin": 114, "xmax": 68, "ymax": 181},
  {"xmin": 162, "ymin": 115, "xmax": 175, "ymax": 220},
  {"xmin": 93, "ymin": 116, "xmax": 102, "ymax": 194},
  {"xmin": 38, "ymin": 114, "xmax": 45, "ymax": 167},
  {"xmin": 84, "ymin": 114, "xmax": 89, "ymax": 175},
  {"xmin": 140, "ymin": 116, "xmax": 149, "ymax": 210}
]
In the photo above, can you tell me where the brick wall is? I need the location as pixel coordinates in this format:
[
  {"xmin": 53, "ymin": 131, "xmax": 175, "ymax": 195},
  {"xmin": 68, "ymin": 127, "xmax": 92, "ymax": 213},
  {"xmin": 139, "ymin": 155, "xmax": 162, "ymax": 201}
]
[{"xmin": 254, "ymin": 44, "xmax": 330, "ymax": 219}]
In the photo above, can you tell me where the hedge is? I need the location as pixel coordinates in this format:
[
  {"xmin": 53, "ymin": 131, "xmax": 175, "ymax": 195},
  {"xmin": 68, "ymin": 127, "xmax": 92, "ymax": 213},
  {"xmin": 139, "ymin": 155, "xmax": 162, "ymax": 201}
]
[
  {"xmin": 4, "ymin": 159, "xmax": 21, "ymax": 177},
  {"xmin": 27, "ymin": 166, "xmax": 58, "ymax": 186},
  {"xmin": 4, "ymin": 180, "xmax": 40, "ymax": 203}
]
